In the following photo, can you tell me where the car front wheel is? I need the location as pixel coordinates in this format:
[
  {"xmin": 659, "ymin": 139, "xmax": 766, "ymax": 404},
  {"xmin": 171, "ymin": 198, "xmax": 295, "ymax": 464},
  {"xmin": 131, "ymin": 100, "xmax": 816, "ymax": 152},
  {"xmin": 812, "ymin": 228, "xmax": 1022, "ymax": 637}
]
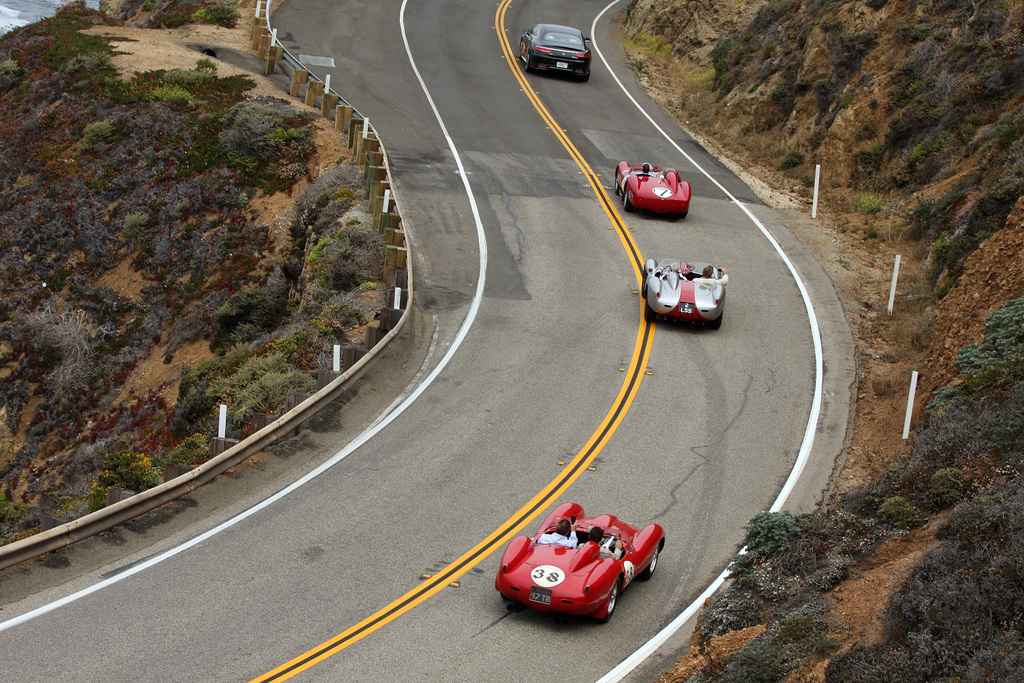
[
  {"xmin": 639, "ymin": 544, "xmax": 660, "ymax": 580},
  {"xmin": 623, "ymin": 189, "xmax": 635, "ymax": 212},
  {"xmin": 644, "ymin": 300, "xmax": 657, "ymax": 323}
]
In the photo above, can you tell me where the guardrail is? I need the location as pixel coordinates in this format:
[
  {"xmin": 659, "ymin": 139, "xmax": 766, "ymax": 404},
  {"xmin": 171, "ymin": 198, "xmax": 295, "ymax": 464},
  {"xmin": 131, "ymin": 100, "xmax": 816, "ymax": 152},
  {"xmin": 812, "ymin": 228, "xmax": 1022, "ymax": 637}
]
[{"xmin": 0, "ymin": 7, "xmax": 410, "ymax": 571}]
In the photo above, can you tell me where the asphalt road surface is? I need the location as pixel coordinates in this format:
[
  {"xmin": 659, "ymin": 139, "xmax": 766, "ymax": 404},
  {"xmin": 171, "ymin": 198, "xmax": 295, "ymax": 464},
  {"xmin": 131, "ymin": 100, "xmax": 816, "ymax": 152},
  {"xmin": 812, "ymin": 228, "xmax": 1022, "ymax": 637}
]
[{"xmin": 0, "ymin": 1, "xmax": 854, "ymax": 681}]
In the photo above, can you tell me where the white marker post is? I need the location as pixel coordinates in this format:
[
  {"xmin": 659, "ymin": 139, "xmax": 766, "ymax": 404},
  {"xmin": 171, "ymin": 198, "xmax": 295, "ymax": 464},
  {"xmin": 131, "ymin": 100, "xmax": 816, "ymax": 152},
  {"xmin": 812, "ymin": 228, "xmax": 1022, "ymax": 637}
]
[
  {"xmin": 394, "ymin": 287, "xmax": 402, "ymax": 309},
  {"xmin": 382, "ymin": 188, "xmax": 391, "ymax": 213},
  {"xmin": 254, "ymin": 1, "xmax": 262, "ymax": 19},
  {"xmin": 811, "ymin": 164, "xmax": 821, "ymax": 218},
  {"xmin": 887, "ymin": 254, "xmax": 902, "ymax": 316},
  {"xmin": 363, "ymin": 117, "xmax": 370, "ymax": 138},
  {"xmin": 902, "ymin": 371, "xmax": 919, "ymax": 440},
  {"xmin": 270, "ymin": 28, "xmax": 277, "ymax": 47},
  {"xmin": 218, "ymin": 404, "xmax": 228, "ymax": 439},
  {"xmin": 325, "ymin": 74, "xmax": 331, "ymax": 94},
  {"xmin": 333, "ymin": 344, "xmax": 341, "ymax": 372}
]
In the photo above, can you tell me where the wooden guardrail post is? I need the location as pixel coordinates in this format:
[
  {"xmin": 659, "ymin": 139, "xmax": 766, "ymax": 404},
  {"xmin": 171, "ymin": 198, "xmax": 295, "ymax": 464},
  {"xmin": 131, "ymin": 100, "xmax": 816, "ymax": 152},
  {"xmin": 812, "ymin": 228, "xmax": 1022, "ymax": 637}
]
[
  {"xmin": 290, "ymin": 69, "xmax": 309, "ymax": 98},
  {"xmin": 163, "ymin": 462, "xmax": 193, "ymax": 482},
  {"xmin": 256, "ymin": 31, "xmax": 271, "ymax": 60},
  {"xmin": 250, "ymin": 1, "xmax": 266, "ymax": 43},
  {"xmin": 265, "ymin": 45, "xmax": 284, "ymax": 75},
  {"xmin": 321, "ymin": 92, "xmax": 339, "ymax": 119},
  {"xmin": 349, "ymin": 118, "xmax": 364, "ymax": 155},
  {"xmin": 304, "ymin": 80, "xmax": 324, "ymax": 108},
  {"xmin": 336, "ymin": 104, "xmax": 353, "ymax": 133}
]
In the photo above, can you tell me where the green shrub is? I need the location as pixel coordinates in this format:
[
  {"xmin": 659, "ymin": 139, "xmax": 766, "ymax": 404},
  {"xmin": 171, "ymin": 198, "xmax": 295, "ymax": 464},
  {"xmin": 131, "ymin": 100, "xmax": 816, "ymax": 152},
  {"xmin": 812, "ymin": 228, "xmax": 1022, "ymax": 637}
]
[
  {"xmin": 206, "ymin": 353, "xmax": 316, "ymax": 428},
  {"xmin": 0, "ymin": 494, "xmax": 29, "ymax": 524},
  {"xmin": 163, "ymin": 68, "xmax": 218, "ymax": 88},
  {"xmin": 855, "ymin": 194, "xmax": 885, "ymax": 214},
  {"xmin": 878, "ymin": 495, "xmax": 924, "ymax": 529},
  {"xmin": 88, "ymin": 452, "xmax": 160, "ymax": 511},
  {"xmin": 929, "ymin": 467, "xmax": 965, "ymax": 508},
  {"xmin": 150, "ymin": 85, "xmax": 194, "ymax": 105},
  {"xmin": 193, "ymin": 0, "xmax": 239, "ymax": 28},
  {"xmin": 623, "ymin": 30, "xmax": 674, "ymax": 59},
  {"xmin": 0, "ymin": 56, "xmax": 24, "ymax": 92},
  {"xmin": 219, "ymin": 101, "xmax": 287, "ymax": 162},
  {"xmin": 163, "ymin": 433, "xmax": 211, "ymax": 466},
  {"xmin": 729, "ymin": 511, "xmax": 802, "ymax": 584},
  {"xmin": 779, "ymin": 150, "xmax": 804, "ymax": 170},
  {"xmin": 215, "ymin": 287, "xmax": 283, "ymax": 341},
  {"xmin": 77, "ymin": 120, "xmax": 116, "ymax": 155},
  {"xmin": 122, "ymin": 212, "xmax": 150, "ymax": 239}
]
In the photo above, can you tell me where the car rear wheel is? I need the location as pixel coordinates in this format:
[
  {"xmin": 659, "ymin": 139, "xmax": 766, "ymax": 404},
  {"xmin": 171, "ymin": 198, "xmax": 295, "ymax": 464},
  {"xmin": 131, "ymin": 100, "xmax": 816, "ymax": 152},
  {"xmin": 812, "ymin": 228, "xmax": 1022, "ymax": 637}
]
[
  {"xmin": 639, "ymin": 544, "xmax": 660, "ymax": 580},
  {"xmin": 708, "ymin": 310, "xmax": 723, "ymax": 330},
  {"xmin": 596, "ymin": 579, "xmax": 621, "ymax": 623},
  {"xmin": 623, "ymin": 189, "xmax": 635, "ymax": 212},
  {"xmin": 579, "ymin": 71, "xmax": 590, "ymax": 82}
]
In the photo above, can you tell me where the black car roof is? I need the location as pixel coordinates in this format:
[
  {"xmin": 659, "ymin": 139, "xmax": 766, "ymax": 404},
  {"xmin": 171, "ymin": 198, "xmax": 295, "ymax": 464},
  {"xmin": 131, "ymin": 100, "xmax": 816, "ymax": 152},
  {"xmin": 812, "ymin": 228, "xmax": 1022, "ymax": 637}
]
[{"xmin": 534, "ymin": 23, "xmax": 583, "ymax": 37}]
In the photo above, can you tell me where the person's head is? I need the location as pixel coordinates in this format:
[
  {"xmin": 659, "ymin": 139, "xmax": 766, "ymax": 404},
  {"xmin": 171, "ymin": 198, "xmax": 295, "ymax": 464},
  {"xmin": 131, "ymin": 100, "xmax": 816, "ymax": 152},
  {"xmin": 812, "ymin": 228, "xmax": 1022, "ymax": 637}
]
[
  {"xmin": 641, "ymin": 163, "xmax": 651, "ymax": 173},
  {"xmin": 555, "ymin": 519, "xmax": 571, "ymax": 536},
  {"xmin": 702, "ymin": 265, "xmax": 714, "ymax": 278},
  {"xmin": 588, "ymin": 526, "xmax": 604, "ymax": 543}
]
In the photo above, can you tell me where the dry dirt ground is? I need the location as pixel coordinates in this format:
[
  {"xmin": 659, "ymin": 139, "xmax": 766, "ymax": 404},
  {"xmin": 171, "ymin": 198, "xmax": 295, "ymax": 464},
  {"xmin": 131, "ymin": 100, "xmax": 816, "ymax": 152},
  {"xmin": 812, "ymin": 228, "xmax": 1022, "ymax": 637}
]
[{"xmin": 68, "ymin": 6, "xmax": 1024, "ymax": 681}]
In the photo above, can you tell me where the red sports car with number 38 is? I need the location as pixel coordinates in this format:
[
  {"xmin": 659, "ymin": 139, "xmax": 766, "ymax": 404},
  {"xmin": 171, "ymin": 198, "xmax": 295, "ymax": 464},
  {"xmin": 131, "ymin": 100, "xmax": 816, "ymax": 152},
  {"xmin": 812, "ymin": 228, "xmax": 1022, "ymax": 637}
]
[
  {"xmin": 614, "ymin": 161, "xmax": 691, "ymax": 218},
  {"xmin": 495, "ymin": 502, "xmax": 665, "ymax": 622}
]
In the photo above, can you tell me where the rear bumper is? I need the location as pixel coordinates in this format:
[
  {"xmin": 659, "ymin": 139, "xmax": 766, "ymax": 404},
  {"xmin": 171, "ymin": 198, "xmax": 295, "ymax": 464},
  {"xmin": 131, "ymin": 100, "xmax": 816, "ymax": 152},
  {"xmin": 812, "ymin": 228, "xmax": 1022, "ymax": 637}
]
[
  {"xmin": 634, "ymin": 197, "xmax": 689, "ymax": 214},
  {"xmin": 531, "ymin": 56, "xmax": 590, "ymax": 76},
  {"xmin": 496, "ymin": 584, "xmax": 604, "ymax": 616}
]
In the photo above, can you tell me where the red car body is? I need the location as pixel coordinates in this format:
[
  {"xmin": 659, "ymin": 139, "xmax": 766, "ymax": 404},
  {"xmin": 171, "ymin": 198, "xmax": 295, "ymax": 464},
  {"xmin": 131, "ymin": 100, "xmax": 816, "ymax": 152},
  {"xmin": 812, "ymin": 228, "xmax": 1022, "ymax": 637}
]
[
  {"xmin": 495, "ymin": 502, "xmax": 665, "ymax": 622},
  {"xmin": 614, "ymin": 161, "xmax": 691, "ymax": 218}
]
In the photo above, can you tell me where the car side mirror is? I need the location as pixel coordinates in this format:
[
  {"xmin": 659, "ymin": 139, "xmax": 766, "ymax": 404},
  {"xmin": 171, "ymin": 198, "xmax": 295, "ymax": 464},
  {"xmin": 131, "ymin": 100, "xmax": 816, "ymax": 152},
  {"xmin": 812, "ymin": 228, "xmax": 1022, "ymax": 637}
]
[{"xmin": 523, "ymin": 29, "xmax": 532, "ymax": 36}]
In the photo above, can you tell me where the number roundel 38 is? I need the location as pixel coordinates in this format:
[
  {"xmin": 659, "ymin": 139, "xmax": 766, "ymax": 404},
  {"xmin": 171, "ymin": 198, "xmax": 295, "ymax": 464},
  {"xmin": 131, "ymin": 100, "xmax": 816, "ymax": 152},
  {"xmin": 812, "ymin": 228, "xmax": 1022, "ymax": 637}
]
[{"xmin": 495, "ymin": 503, "xmax": 665, "ymax": 622}]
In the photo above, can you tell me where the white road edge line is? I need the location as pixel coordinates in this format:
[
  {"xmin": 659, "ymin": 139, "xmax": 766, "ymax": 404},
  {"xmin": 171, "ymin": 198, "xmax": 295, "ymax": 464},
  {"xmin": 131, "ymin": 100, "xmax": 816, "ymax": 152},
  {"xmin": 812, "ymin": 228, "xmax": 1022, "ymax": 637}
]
[
  {"xmin": 0, "ymin": 0, "xmax": 489, "ymax": 634},
  {"xmin": 588, "ymin": 2, "xmax": 825, "ymax": 681}
]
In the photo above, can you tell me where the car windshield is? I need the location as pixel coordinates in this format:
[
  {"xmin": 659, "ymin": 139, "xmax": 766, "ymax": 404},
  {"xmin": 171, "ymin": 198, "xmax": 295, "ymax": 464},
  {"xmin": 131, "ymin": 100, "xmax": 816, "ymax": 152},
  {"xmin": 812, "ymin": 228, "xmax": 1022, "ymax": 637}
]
[{"xmin": 543, "ymin": 32, "xmax": 582, "ymax": 46}]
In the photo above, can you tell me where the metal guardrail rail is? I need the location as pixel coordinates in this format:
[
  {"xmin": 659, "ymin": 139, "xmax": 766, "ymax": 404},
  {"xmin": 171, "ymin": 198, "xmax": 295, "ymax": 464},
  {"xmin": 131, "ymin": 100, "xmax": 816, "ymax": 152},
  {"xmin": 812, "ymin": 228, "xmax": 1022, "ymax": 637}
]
[{"xmin": 0, "ymin": 6, "xmax": 409, "ymax": 571}]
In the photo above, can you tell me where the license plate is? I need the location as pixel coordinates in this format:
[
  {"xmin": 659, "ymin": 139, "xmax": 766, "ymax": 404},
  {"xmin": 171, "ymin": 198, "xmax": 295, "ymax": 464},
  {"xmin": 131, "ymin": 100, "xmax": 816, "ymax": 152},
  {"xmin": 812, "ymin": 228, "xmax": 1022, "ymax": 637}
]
[
  {"xmin": 679, "ymin": 302, "xmax": 694, "ymax": 314},
  {"xmin": 556, "ymin": 61, "xmax": 568, "ymax": 69},
  {"xmin": 529, "ymin": 587, "xmax": 552, "ymax": 605}
]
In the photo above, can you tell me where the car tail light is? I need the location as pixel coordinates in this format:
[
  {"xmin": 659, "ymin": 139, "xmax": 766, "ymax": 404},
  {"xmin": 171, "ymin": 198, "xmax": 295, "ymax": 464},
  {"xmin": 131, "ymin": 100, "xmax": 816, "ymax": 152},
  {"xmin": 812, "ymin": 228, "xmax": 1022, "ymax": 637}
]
[
  {"xmin": 574, "ymin": 51, "xmax": 590, "ymax": 59},
  {"xmin": 583, "ymin": 584, "xmax": 590, "ymax": 594},
  {"xmin": 535, "ymin": 46, "xmax": 554, "ymax": 55}
]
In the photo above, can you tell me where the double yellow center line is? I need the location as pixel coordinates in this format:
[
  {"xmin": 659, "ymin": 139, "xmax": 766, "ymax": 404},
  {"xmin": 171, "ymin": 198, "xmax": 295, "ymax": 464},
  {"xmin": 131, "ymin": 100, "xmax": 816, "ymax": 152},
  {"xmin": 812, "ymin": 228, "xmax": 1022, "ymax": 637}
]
[{"xmin": 252, "ymin": 2, "xmax": 650, "ymax": 679}]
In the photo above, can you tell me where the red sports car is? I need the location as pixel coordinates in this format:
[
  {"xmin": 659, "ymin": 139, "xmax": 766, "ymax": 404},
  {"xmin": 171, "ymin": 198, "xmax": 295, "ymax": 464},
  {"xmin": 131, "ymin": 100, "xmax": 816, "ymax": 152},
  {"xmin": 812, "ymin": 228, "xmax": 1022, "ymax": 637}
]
[
  {"xmin": 495, "ymin": 502, "xmax": 665, "ymax": 622},
  {"xmin": 614, "ymin": 161, "xmax": 691, "ymax": 218}
]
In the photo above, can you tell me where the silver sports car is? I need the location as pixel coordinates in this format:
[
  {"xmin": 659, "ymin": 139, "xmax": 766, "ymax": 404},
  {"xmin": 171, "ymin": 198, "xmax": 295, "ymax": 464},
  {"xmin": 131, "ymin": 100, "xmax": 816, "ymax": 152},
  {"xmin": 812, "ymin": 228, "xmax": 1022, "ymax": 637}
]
[{"xmin": 641, "ymin": 258, "xmax": 727, "ymax": 329}]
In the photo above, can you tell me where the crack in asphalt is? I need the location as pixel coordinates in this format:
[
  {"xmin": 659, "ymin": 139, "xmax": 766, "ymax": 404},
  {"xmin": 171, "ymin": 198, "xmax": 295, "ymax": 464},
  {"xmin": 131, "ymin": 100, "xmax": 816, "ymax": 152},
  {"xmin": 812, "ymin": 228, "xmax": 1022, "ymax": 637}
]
[
  {"xmin": 502, "ymin": 191, "xmax": 525, "ymax": 263},
  {"xmin": 650, "ymin": 373, "xmax": 754, "ymax": 522}
]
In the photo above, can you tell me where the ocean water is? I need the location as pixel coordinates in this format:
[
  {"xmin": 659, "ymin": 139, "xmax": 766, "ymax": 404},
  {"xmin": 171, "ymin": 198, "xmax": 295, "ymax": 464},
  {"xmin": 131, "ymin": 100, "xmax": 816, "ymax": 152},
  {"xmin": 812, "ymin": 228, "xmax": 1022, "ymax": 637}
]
[{"xmin": 1, "ymin": 0, "xmax": 101, "ymax": 35}]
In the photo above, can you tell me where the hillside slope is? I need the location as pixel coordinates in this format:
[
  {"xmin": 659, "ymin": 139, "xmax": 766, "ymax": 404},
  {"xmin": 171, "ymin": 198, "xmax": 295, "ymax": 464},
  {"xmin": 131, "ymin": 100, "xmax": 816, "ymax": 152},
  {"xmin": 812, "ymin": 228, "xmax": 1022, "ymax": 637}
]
[
  {"xmin": 617, "ymin": 0, "xmax": 1024, "ymax": 680},
  {"xmin": 0, "ymin": 2, "xmax": 383, "ymax": 542}
]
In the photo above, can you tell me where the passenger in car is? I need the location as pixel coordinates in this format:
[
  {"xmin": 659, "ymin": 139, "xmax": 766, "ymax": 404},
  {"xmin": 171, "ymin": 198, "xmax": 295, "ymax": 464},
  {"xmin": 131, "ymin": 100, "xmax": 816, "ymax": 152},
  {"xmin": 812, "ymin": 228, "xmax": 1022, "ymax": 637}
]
[
  {"xmin": 537, "ymin": 518, "xmax": 579, "ymax": 548},
  {"xmin": 692, "ymin": 264, "xmax": 729, "ymax": 287}
]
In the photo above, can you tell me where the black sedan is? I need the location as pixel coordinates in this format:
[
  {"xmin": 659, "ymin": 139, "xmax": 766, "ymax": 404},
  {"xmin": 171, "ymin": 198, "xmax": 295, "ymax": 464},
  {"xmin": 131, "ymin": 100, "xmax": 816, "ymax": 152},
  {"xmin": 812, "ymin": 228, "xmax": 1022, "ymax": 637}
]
[{"xmin": 519, "ymin": 24, "xmax": 591, "ymax": 81}]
